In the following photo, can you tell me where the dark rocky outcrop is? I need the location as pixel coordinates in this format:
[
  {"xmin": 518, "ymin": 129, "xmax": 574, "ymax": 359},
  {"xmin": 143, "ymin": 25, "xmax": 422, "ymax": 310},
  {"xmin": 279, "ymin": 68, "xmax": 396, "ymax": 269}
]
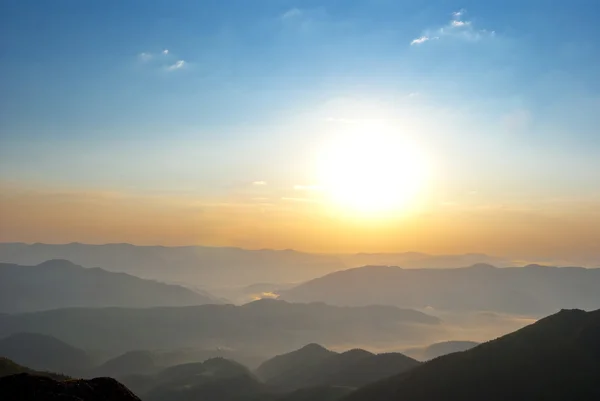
[{"xmin": 0, "ymin": 373, "xmax": 141, "ymax": 401}]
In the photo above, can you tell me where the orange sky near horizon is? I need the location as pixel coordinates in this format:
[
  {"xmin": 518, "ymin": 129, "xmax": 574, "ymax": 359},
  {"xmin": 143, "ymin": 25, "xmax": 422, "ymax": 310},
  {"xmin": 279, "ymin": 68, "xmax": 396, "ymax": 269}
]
[{"xmin": 1, "ymin": 183, "xmax": 599, "ymax": 266}]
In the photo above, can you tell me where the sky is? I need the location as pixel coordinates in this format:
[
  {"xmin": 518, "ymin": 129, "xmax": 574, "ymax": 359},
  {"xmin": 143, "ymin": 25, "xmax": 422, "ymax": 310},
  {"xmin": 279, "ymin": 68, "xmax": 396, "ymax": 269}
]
[{"xmin": 1, "ymin": 0, "xmax": 600, "ymax": 264}]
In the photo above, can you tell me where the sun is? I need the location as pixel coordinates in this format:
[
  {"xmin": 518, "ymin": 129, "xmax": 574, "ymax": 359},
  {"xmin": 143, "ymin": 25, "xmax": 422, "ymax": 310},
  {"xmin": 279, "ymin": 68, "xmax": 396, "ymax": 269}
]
[{"xmin": 317, "ymin": 126, "xmax": 429, "ymax": 215}]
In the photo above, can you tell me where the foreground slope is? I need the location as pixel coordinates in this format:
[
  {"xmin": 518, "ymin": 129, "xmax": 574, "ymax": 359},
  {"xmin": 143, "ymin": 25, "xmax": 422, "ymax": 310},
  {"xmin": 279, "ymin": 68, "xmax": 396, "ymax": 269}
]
[
  {"xmin": 344, "ymin": 308, "xmax": 600, "ymax": 401},
  {"xmin": 0, "ymin": 259, "xmax": 217, "ymax": 313},
  {"xmin": 0, "ymin": 373, "xmax": 141, "ymax": 401},
  {"xmin": 281, "ymin": 264, "xmax": 600, "ymax": 315}
]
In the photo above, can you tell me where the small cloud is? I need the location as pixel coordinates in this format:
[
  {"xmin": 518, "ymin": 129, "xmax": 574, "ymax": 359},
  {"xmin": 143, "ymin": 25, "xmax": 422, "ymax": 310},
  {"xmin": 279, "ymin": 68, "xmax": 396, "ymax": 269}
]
[
  {"xmin": 138, "ymin": 52, "xmax": 152, "ymax": 62},
  {"xmin": 162, "ymin": 49, "xmax": 169, "ymax": 55},
  {"xmin": 451, "ymin": 20, "xmax": 470, "ymax": 27},
  {"xmin": 410, "ymin": 9, "xmax": 493, "ymax": 45},
  {"xmin": 167, "ymin": 60, "xmax": 186, "ymax": 71},
  {"xmin": 253, "ymin": 181, "xmax": 267, "ymax": 186},
  {"xmin": 281, "ymin": 8, "xmax": 302, "ymax": 19},
  {"xmin": 452, "ymin": 9, "xmax": 466, "ymax": 18},
  {"xmin": 411, "ymin": 36, "xmax": 431, "ymax": 45}
]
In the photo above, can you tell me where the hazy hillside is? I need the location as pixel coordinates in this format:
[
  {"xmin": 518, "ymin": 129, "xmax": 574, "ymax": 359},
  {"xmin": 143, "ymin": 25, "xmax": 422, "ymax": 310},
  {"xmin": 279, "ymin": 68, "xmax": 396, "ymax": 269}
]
[
  {"xmin": 403, "ymin": 340, "xmax": 480, "ymax": 361},
  {"xmin": 91, "ymin": 350, "xmax": 159, "ymax": 378},
  {"xmin": 281, "ymin": 264, "xmax": 600, "ymax": 315},
  {"xmin": 120, "ymin": 357, "xmax": 267, "ymax": 401},
  {"xmin": 257, "ymin": 345, "xmax": 419, "ymax": 391},
  {"xmin": 344, "ymin": 308, "xmax": 600, "ymax": 401},
  {"xmin": 0, "ymin": 300, "xmax": 440, "ymax": 358},
  {"xmin": 0, "ymin": 357, "xmax": 68, "ymax": 380},
  {"xmin": 256, "ymin": 343, "xmax": 337, "ymax": 382},
  {"xmin": 0, "ymin": 243, "xmax": 518, "ymax": 290},
  {"xmin": 0, "ymin": 243, "xmax": 345, "ymax": 288},
  {"xmin": 340, "ymin": 252, "xmax": 514, "ymax": 269},
  {"xmin": 0, "ymin": 332, "xmax": 93, "ymax": 376},
  {"xmin": 0, "ymin": 260, "xmax": 218, "ymax": 313}
]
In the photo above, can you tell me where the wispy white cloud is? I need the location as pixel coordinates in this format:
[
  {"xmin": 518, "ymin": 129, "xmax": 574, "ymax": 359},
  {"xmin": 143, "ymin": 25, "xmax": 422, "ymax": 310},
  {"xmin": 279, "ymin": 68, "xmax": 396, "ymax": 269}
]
[
  {"xmin": 281, "ymin": 8, "xmax": 302, "ymax": 20},
  {"xmin": 167, "ymin": 60, "xmax": 186, "ymax": 71},
  {"xmin": 451, "ymin": 20, "xmax": 470, "ymax": 27},
  {"xmin": 253, "ymin": 181, "xmax": 267, "ymax": 186},
  {"xmin": 138, "ymin": 52, "xmax": 153, "ymax": 62},
  {"xmin": 411, "ymin": 35, "xmax": 438, "ymax": 46},
  {"xmin": 162, "ymin": 49, "xmax": 169, "ymax": 55},
  {"xmin": 452, "ymin": 9, "xmax": 466, "ymax": 18},
  {"xmin": 410, "ymin": 9, "xmax": 494, "ymax": 45}
]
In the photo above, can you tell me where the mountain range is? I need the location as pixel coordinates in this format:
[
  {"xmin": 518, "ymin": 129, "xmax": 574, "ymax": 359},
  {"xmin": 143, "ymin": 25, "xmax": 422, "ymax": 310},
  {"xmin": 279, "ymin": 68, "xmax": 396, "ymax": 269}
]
[
  {"xmin": 280, "ymin": 264, "xmax": 600, "ymax": 315},
  {"xmin": 0, "ymin": 260, "xmax": 218, "ymax": 313},
  {"xmin": 0, "ymin": 242, "xmax": 515, "ymax": 290},
  {"xmin": 1, "ymin": 308, "xmax": 600, "ymax": 400},
  {"xmin": 0, "ymin": 299, "xmax": 440, "ymax": 358},
  {"xmin": 345, "ymin": 308, "xmax": 600, "ymax": 401},
  {"xmin": 256, "ymin": 343, "xmax": 420, "ymax": 391}
]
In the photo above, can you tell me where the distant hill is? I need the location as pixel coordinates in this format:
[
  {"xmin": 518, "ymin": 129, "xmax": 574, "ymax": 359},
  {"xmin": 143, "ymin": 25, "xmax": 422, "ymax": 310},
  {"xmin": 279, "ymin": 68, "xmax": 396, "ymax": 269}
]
[
  {"xmin": 0, "ymin": 242, "xmax": 516, "ymax": 289},
  {"xmin": 339, "ymin": 252, "xmax": 514, "ymax": 269},
  {"xmin": 256, "ymin": 343, "xmax": 336, "ymax": 382},
  {"xmin": 344, "ymin": 308, "xmax": 600, "ymax": 401},
  {"xmin": 0, "ymin": 300, "xmax": 440, "ymax": 358},
  {"xmin": 257, "ymin": 345, "xmax": 420, "ymax": 391},
  {"xmin": 404, "ymin": 340, "xmax": 480, "ymax": 361},
  {"xmin": 0, "ymin": 260, "xmax": 218, "ymax": 313},
  {"xmin": 277, "ymin": 385, "xmax": 353, "ymax": 401},
  {"xmin": 91, "ymin": 350, "xmax": 159, "ymax": 378},
  {"xmin": 0, "ymin": 333, "xmax": 92, "ymax": 376},
  {"xmin": 120, "ymin": 357, "xmax": 267, "ymax": 401},
  {"xmin": 0, "ymin": 373, "xmax": 141, "ymax": 401},
  {"xmin": 0, "ymin": 242, "xmax": 346, "ymax": 288},
  {"xmin": 0, "ymin": 357, "xmax": 68, "ymax": 380},
  {"xmin": 280, "ymin": 264, "xmax": 600, "ymax": 315}
]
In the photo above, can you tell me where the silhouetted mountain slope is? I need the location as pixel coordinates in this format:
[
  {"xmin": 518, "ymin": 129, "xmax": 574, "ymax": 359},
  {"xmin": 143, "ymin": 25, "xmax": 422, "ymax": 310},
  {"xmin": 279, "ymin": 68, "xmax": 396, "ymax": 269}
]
[
  {"xmin": 0, "ymin": 373, "xmax": 141, "ymax": 401},
  {"xmin": 344, "ymin": 309, "xmax": 600, "ymax": 401},
  {"xmin": 404, "ymin": 340, "xmax": 480, "ymax": 361},
  {"xmin": 324, "ymin": 352, "xmax": 420, "ymax": 388},
  {"xmin": 256, "ymin": 343, "xmax": 337, "ymax": 382},
  {"xmin": 281, "ymin": 264, "xmax": 600, "ymax": 314},
  {"xmin": 0, "ymin": 260, "xmax": 218, "ymax": 313},
  {"xmin": 119, "ymin": 357, "xmax": 267, "ymax": 401},
  {"xmin": 91, "ymin": 350, "xmax": 158, "ymax": 378},
  {"xmin": 258, "ymin": 345, "xmax": 420, "ymax": 391},
  {"xmin": 0, "ymin": 300, "xmax": 439, "ymax": 356},
  {"xmin": 277, "ymin": 385, "xmax": 353, "ymax": 401},
  {"xmin": 0, "ymin": 332, "xmax": 92, "ymax": 376},
  {"xmin": 0, "ymin": 357, "xmax": 68, "ymax": 380}
]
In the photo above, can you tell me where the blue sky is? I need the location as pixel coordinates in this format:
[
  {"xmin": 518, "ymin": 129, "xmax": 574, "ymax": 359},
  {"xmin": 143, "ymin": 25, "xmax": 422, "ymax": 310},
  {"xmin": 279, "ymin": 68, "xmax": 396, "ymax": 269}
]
[{"xmin": 1, "ymin": 0, "xmax": 600, "ymax": 258}]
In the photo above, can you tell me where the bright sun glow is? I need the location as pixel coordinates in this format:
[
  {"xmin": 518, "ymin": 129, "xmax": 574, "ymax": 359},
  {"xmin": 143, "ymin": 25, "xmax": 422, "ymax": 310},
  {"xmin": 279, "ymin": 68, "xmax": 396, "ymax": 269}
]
[{"xmin": 317, "ymin": 124, "xmax": 429, "ymax": 215}]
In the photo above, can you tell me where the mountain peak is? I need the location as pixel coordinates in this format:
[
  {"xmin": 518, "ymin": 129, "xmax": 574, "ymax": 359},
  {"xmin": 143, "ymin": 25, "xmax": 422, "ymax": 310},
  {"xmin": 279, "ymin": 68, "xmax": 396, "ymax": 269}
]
[{"xmin": 36, "ymin": 259, "xmax": 80, "ymax": 268}]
